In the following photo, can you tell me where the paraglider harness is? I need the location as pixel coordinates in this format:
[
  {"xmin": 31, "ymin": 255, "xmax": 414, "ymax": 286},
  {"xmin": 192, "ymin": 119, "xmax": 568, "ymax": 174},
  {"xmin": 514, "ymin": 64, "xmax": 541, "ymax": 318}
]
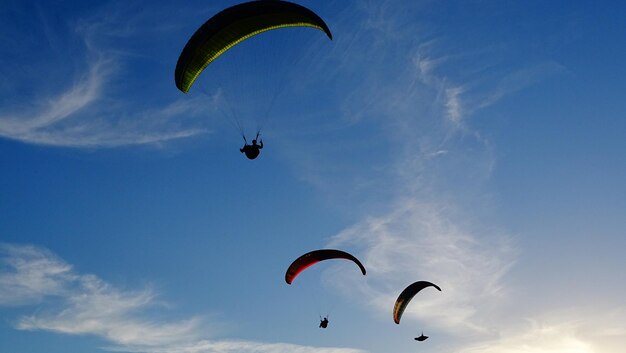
[
  {"xmin": 414, "ymin": 332, "xmax": 428, "ymax": 341},
  {"xmin": 240, "ymin": 132, "xmax": 263, "ymax": 160},
  {"xmin": 319, "ymin": 316, "xmax": 329, "ymax": 328}
]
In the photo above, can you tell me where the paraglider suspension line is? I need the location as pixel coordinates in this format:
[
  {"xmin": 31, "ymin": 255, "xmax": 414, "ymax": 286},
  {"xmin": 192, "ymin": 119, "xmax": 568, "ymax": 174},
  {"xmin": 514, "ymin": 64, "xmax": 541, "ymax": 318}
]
[
  {"xmin": 223, "ymin": 96, "xmax": 246, "ymax": 140},
  {"xmin": 256, "ymin": 83, "xmax": 281, "ymax": 134},
  {"xmin": 196, "ymin": 82, "xmax": 247, "ymax": 140}
]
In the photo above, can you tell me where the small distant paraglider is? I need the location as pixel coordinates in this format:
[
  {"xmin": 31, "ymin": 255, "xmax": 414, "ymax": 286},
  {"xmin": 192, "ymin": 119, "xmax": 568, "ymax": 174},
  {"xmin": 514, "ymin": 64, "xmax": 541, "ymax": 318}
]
[
  {"xmin": 393, "ymin": 281, "xmax": 441, "ymax": 324},
  {"xmin": 319, "ymin": 316, "xmax": 329, "ymax": 328},
  {"xmin": 393, "ymin": 281, "xmax": 441, "ymax": 341},
  {"xmin": 414, "ymin": 332, "xmax": 428, "ymax": 341}
]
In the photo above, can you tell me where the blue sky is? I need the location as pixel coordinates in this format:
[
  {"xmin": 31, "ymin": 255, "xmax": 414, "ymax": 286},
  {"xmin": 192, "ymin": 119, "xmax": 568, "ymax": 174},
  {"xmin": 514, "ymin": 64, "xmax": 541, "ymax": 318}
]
[{"xmin": 1, "ymin": 1, "xmax": 625, "ymax": 353}]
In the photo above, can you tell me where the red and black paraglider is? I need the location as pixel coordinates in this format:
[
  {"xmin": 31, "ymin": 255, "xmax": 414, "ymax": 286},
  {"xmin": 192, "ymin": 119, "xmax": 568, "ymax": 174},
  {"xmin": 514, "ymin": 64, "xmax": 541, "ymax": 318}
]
[
  {"xmin": 285, "ymin": 249, "xmax": 366, "ymax": 329},
  {"xmin": 285, "ymin": 249, "xmax": 366, "ymax": 284}
]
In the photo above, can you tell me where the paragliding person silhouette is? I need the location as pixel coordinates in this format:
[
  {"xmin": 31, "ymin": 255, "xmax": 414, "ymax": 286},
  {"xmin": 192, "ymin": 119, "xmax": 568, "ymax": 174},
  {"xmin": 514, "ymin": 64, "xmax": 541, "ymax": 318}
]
[
  {"xmin": 319, "ymin": 316, "xmax": 329, "ymax": 328},
  {"xmin": 414, "ymin": 332, "xmax": 428, "ymax": 341},
  {"xmin": 240, "ymin": 133, "xmax": 263, "ymax": 160}
]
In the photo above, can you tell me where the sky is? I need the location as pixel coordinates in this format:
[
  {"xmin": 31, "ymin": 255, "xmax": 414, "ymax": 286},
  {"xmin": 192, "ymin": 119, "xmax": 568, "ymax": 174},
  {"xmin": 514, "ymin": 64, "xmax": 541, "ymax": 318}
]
[{"xmin": 1, "ymin": 0, "xmax": 625, "ymax": 352}]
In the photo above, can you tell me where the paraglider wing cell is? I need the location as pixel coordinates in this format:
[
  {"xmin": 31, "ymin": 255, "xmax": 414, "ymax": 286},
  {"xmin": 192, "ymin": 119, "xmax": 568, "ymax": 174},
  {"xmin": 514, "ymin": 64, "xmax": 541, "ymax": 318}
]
[
  {"xmin": 285, "ymin": 249, "xmax": 366, "ymax": 284},
  {"xmin": 393, "ymin": 281, "xmax": 441, "ymax": 324},
  {"xmin": 175, "ymin": 0, "xmax": 333, "ymax": 93}
]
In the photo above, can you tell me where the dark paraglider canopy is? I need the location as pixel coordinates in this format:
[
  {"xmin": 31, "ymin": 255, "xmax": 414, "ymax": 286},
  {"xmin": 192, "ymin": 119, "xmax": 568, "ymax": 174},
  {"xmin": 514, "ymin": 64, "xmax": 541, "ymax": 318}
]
[
  {"xmin": 393, "ymin": 281, "xmax": 441, "ymax": 324},
  {"xmin": 175, "ymin": 0, "xmax": 333, "ymax": 93},
  {"xmin": 285, "ymin": 249, "xmax": 366, "ymax": 284}
]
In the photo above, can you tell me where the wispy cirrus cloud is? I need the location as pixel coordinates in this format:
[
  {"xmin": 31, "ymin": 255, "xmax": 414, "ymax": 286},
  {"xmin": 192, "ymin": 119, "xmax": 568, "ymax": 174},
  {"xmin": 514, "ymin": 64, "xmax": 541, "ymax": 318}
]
[
  {"xmin": 110, "ymin": 340, "xmax": 365, "ymax": 353},
  {"xmin": 0, "ymin": 57, "xmax": 109, "ymax": 133},
  {"xmin": 0, "ymin": 244, "xmax": 74, "ymax": 305},
  {"xmin": 0, "ymin": 243, "xmax": 365, "ymax": 353},
  {"xmin": 413, "ymin": 50, "xmax": 565, "ymax": 127},
  {"xmin": 329, "ymin": 199, "xmax": 515, "ymax": 333},
  {"xmin": 1, "ymin": 243, "xmax": 203, "ymax": 348},
  {"xmin": 16, "ymin": 278, "xmax": 203, "ymax": 348},
  {"xmin": 0, "ymin": 3, "xmax": 210, "ymax": 148},
  {"xmin": 0, "ymin": 53, "xmax": 209, "ymax": 147}
]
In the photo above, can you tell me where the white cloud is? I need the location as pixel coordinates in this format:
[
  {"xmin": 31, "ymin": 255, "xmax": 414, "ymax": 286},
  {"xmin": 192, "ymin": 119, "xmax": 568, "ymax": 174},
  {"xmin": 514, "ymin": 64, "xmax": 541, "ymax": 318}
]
[
  {"xmin": 0, "ymin": 244, "xmax": 74, "ymax": 305},
  {"xmin": 0, "ymin": 5, "xmax": 210, "ymax": 148},
  {"xmin": 0, "ymin": 243, "xmax": 367, "ymax": 353},
  {"xmin": 474, "ymin": 62, "xmax": 566, "ymax": 111},
  {"xmin": 0, "ymin": 243, "xmax": 203, "ymax": 347},
  {"xmin": 457, "ymin": 308, "xmax": 626, "ymax": 353},
  {"xmin": 16, "ymin": 275, "xmax": 203, "ymax": 347},
  {"xmin": 445, "ymin": 86, "xmax": 464, "ymax": 124},
  {"xmin": 329, "ymin": 199, "xmax": 515, "ymax": 333},
  {"xmin": 461, "ymin": 322, "xmax": 595, "ymax": 353},
  {"xmin": 109, "ymin": 340, "xmax": 366, "ymax": 353},
  {"xmin": 413, "ymin": 46, "xmax": 564, "ymax": 128},
  {"xmin": 0, "ymin": 58, "xmax": 108, "ymax": 135}
]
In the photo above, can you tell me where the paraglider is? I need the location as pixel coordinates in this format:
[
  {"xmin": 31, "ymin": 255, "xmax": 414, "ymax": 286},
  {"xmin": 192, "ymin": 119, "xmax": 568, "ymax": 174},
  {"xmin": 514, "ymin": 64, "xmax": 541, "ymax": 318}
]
[
  {"xmin": 319, "ymin": 316, "xmax": 329, "ymax": 328},
  {"xmin": 393, "ymin": 281, "xmax": 441, "ymax": 324},
  {"xmin": 175, "ymin": 1, "xmax": 333, "ymax": 149},
  {"xmin": 285, "ymin": 249, "xmax": 365, "ymax": 329},
  {"xmin": 240, "ymin": 134, "xmax": 263, "ymax": 160},
  {"xmin": 414, "ymin": 332, "xmax": 428, "ymax": 341},
  {"xmin": 285, "ymin": 249, "xmax": 366, "ymax": 284}
]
